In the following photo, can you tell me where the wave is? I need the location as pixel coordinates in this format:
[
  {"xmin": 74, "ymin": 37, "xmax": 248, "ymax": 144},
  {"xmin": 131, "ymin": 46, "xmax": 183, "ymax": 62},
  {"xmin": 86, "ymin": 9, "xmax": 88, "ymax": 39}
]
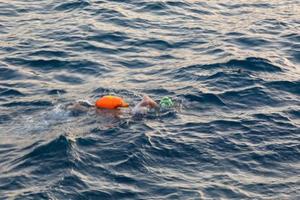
[
  {"xmin": 0, "ymin": 88, "xmax": 24, "ymax": 97},
  {"xmin": 0, "ymin": 67, "xmax": 23, "ymax": 80},
  {"xmin": 181, "ymin": 57, "xmax": 282, "ymax": 73},
  {"xmin": 53, "ymin": 0, "xmax": 90, "ymax": 12},
  {"xmin": 4, "ymin": 57, "xmax": 106, "ymax": 75},
  {"xmin": 264, "ymin": 80, "xmax": 300, "ymax": 95},
  {"xmin": 136, "ymin": 2, "xmax": 169, "ymax": 12},
  {"xmin": 2, "ymin": 100, "xmax": 52, "ymax": 108}
]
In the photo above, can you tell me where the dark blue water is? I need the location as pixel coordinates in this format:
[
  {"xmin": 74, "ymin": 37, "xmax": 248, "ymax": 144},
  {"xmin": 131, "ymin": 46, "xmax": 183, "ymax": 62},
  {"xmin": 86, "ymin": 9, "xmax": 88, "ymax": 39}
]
[{"xmin": 0, "ymin": 0, "xmax": 300, "ymax": 199}]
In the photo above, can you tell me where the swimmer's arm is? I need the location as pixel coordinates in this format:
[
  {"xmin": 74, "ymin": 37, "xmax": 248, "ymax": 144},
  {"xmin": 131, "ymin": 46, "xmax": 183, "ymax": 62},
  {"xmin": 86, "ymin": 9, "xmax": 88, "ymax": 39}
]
[{"xmin": 77, "ymin": 100, "xmax": 94, "ymax": 107}]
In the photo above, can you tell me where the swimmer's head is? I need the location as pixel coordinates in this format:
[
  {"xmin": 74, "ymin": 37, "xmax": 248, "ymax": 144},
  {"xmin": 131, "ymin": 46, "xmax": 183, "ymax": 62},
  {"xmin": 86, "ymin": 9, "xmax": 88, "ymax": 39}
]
[{"xmin": 159, "ymin": 96, "xmax": 173, "ymax": 108}]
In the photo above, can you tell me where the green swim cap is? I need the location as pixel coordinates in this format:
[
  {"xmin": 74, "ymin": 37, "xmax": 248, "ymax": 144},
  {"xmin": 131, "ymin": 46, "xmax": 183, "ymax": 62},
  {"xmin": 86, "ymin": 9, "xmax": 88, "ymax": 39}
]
[{"xmin": 159, "ymin": 96, "xmax": 174, "ymax": 108}]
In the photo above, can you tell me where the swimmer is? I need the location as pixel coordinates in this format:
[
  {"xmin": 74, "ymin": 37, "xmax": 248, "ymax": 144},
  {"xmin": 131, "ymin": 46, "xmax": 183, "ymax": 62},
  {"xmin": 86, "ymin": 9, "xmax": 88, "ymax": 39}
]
[{"xmin": 66, "ymin": 94, "xmax": 172, "ymax": 116}]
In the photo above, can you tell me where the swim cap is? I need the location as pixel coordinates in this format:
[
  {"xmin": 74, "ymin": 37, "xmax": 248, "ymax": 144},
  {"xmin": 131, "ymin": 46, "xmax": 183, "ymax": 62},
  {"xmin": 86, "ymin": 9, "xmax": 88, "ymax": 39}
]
[
  {"xmin": 159, "ymin": 96, "xmax": 173, "ymax": 108},
  {"xmin": 95, "ymin": 95, "xmax": 129, "ymax": 109}
]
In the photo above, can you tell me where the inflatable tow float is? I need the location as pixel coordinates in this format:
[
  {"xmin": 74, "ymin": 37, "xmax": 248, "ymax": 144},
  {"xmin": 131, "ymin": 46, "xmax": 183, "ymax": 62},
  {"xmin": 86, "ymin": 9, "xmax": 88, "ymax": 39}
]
[{"xmin": 95, "ymin": 95, "xmax": 129, "ymax": 109}]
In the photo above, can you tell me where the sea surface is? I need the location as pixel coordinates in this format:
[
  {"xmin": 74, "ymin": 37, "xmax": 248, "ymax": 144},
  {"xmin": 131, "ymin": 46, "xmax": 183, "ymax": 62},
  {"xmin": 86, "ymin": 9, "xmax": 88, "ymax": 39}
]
[{"xmin": 0, "ymin": 0, "xmax": 300, "ymax": 199}]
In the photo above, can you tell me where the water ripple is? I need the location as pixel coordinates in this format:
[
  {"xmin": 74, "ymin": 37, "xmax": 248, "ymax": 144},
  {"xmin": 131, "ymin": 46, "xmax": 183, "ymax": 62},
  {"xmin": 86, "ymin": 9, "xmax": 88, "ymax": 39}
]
[{"xmin": 0, "ymin": 0, "xmax": 299, "ymax": 199}]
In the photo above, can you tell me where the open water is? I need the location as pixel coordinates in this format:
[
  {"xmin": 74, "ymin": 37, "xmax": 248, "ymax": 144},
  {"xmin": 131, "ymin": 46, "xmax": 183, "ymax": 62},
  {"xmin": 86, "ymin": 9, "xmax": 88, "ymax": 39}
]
[{"xmin": 0, "ymin": 0, "xmax": 300, "ymax": 199}]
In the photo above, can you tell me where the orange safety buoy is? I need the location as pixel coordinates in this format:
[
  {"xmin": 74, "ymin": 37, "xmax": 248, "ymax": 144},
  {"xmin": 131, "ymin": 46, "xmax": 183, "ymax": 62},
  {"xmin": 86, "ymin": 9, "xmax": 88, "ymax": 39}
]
[{"xmin": 95, "ymin": 95, "xmax": 129, "ymax": 109}]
